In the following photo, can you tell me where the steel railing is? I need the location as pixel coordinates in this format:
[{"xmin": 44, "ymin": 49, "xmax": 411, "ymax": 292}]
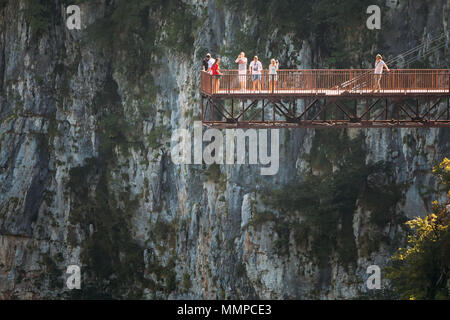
[{"xmin": 200, "ymin": 69, "xmax": 450, "ymax": 95}]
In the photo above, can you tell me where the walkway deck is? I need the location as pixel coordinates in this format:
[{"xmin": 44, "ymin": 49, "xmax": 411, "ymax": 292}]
[
  {"xmin": 201, "ymin": 69, "xmax": 450, "ymax": 128},
  {"xmin": 211, "ymin": 89, "xmax": 450, "ymax": 98},
  {"xmin": 201, "ymin": 69, "xmax": 450, "ymax": 98}
]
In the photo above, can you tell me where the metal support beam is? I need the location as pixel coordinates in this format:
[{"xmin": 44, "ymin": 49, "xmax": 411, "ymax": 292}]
[{"xmin": 201, "ymin": 96, "xmax": 450, "ymax": 128}]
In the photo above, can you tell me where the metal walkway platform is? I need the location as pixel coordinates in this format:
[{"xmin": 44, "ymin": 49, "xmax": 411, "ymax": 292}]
[{"xmin": 201, "ymin": 69, "xmax": 450, "ymax": 128}]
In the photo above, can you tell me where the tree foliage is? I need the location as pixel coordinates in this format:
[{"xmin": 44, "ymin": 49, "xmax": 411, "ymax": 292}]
[{"xmin": 387, "ymin": 158, "xmax": 450, "ymax": 300}]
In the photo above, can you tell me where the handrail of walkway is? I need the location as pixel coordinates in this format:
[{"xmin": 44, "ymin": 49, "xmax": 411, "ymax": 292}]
[{"xmin": 201, "ymin": 69, "xmax": 450, "ymax": 95}]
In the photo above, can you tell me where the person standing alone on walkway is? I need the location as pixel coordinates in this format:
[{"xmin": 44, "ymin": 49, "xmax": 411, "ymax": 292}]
[
  {"xmin": 268, "ymin": 59, "xmax": 279, "ymax": 92},
  {"xmin": 249, "ymin": 56, "xmax": 263, "ymax": 91},
  {"xmin": 235, "ymin": 52, "xmax": 248, "ymax": 90},
  {"xmin": 372, "ymin": 54, "xmax": 390, "ymax": 93}
]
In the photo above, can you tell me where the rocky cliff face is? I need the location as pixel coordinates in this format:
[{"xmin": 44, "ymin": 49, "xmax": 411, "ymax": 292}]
[{"xmin": 0, "ymin": 0, "xmax": 448, "ymax": 299}]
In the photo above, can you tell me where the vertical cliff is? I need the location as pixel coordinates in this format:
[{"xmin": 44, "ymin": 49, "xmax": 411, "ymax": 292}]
[{"xmin": 0, "ymin": 0, "xmax": 448, "ymax": 299}]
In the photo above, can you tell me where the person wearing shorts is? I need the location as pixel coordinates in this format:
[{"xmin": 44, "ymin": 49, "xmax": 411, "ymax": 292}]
[
  {"xmin": 268, "ymin": 59, "xmax": 279, "ymax": 91},
  {"xmin": 211, "ymin": 58, "xmax": 222, "ymax": 93},
  {"xmin": 235, "ymin": 52, "xmax": 248, "ymax": 90},
  {"xmin": 249, "ymin": 56, "xmax": 263, "ymax": 91},
  {"xmin": 372, "ymin": 54, "xmax": 390, "ymax": 93}
]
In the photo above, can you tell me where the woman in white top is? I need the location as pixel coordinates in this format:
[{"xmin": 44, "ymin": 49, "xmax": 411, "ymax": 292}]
[
  {"xmin": 235, "ymin": 52, "xmax": 248, "ymax": 90},
  {"xmin": 268, "ymin": 59, "xmax": 279, "ymax": 91},
  {"xmin": 372, "ymin": 54, "xmax": 390, "ymax": 93}
]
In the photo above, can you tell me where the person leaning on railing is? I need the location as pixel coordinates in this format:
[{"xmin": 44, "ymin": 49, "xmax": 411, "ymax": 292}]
[
  {"xmin": 372, "ymin": 54, "xmax": 390, "ymax": 93},
  {"xmin": 268, "ymin": 59, "xmax": 279, "ymax": 91},
  {"xmin": 211, "ymin": 58, "xmax": 223, "ymax": 93},
  {"xmin": 202, "ymin": 53, "xmax": 215, "ymax": 74}
]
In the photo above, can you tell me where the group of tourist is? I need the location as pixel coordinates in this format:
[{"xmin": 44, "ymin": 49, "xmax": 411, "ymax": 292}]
[
  {"xmin": 202, "ymin": 53, "xmax": 223, "ymax": 92},
  {"xmin": 202, "ymin": 52, "xmax": 280, "ymax": 92},
  {"xmin": 202, "ymin": 52, "xmax": 390, "ymax": 93}
]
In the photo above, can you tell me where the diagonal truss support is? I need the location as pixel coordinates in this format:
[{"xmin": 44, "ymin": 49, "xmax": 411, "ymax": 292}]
[{"xmin": 201, "ymin": 95, "xmax": 450, "ymax": 128}]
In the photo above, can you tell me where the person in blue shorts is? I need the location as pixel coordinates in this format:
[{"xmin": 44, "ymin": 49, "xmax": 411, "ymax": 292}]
[{"xmin": 249, "ymin": 56, "xmax": 263, "ymax": 91}]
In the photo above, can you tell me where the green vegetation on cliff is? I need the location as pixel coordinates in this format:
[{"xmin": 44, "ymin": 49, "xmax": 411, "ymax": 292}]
[
  {"xmin": 221, "ymin": 0, "xmax": 378, "ymax": 67},
  {"xmin": 256, "ymin": 130, "xmax": 406, "ymax": 270},
  {"xmin": 63, "ymin": 73, "xmax": 173, "ymax": 298},
  {"xmin": 86, "ymin": 0, "xmax": 199, "ymax": 82},
  {"xmin": 387, "ymin": 158, "xmax": 450, "ymax": 300}
]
